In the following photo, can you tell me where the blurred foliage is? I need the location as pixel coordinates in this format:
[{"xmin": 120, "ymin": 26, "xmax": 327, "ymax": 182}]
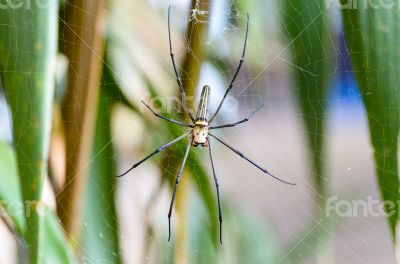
[
  {"xmin": 57, "ymin": 0, "xmax": 106, "ymax": 237},
  {"xmin": 341, "ymin": 2, "xmax": 400, "ymax": 242},
  {"xmin": 282, "ymin": 0, "xmax": 333, "ymax": 203},
  {"xmin": 40, "ymin": 206, "xmax": 75, "ymax": 263},
  {"xmin": 280, "ymin": 1, "xmax": 338, "ymax": 260},
  {"xmin": 0, "ymin": 140, "xmax": 25, "ymax": 234},
  {"xmin": 80, "ymin": 65, "xmax": 121, "ymax": 263},
  {"xmin": 0, "ymin": 1, "xmax": 60, "ymax": 263},
  {"xmin": 0, "ymin": 140, "xmax": 74, "ymax": 263},
  {"xmin": 0, "ymin": 0, "xmax": 400, "ymax": 263},
  {"xmin": 155, "ymin": 195, "xmax": 277, "ymax": 264}
]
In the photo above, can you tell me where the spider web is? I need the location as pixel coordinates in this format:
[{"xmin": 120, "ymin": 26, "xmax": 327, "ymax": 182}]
[
  {"xmin": 0, "ymin": 0, "xmax": 395, "ymax": 263},
  {"xmin": 107, "ymin": 0, "xmax": 396, "ymax": 263},
  {"xmin": 110, "ymin": 0, "xmax": 375, "ymax": 263}
]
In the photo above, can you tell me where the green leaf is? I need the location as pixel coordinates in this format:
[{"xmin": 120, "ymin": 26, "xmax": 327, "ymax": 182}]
[
  {"xmin": 80, "ymin": 67, "xmax": 121, "ymax": 263},
  {"xmin": 189, "ymin": 196, "xmax": 277, "ymax": 264},
  {"xmin": 155, "ymin": 195, "xmax": 278, "ymax": 263},
  {"xmin": 0, "ymin": 132, "xmax": 74, "ymax": 264},
  {"xmin": 341, "ymin": 3, "xmax": 400, "ymax": 241},
  {"xmin": 186, "ymin": 196, "xmax": 220, "ymax": 263},
  {"xmin": 220, "ymin": 206, "xmax": 277, "ymax": 264},
  {"xmin": 39, "ymin": 206, "xmax": 75, "ymax": 264},
  {"xmin": 0, "ymin": 141, "xmax": 25, "ymax": 234},
  {"xmin": 282, "ymin": 0, "xmax": 333, "ymax": 202},
  {"xmin": 186, "ymin": 153, "xmax": 219, "ymax": 245},
  {"xmin": 0, "ymin": 1, "xmax": 58, "ymax": 262}
]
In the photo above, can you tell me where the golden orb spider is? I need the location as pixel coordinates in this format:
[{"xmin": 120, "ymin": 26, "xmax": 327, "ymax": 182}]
[{"xmin": 117, "ymin": 6, "xmax": 296, "ymax": 244}]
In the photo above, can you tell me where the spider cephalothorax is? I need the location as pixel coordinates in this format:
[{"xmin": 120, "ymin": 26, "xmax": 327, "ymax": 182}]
[
  {"xmin": 192, "ymin": 125, "xmax": 209, "ymax": 147},
  {"xmin": 117, "ymin": 7, "xmax": 295, "ymax": 245}
]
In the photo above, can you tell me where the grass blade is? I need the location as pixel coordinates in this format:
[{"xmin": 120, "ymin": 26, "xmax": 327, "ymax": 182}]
[
  {"xmin": 80, "ymin": 66, "xmax": 121, "ymax": 263},
  {"xmin": 40, "ymin": 207, "xmax": 75, "ymax": 263},
  {"xmin": 341, "ymin": 4, "xmax": 400, "ymax": 242},
  {"xmin": 0, "ymin": 2, "xmax": 58, "ymax": 262},
  {"xmin": 282, "ymin": 0, "xmax": 333, "ymax": 203},
  {"xmin": 0, "ymin": 141, "xmax": 25, "ymax": 235}
]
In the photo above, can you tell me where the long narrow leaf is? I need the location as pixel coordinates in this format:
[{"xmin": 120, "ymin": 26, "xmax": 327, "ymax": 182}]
[
  {"xmin": 40, "ymin": 207, "xmax": 75, "ymax": 264},
  {"xmin": 0, "ymin": 2, "xmax": 58, "ymax": 262},
  {"xmin": 341, "ymin": 3, "xmax": 400, "ymax": 241},
  {"xmin": 282, "ymin": 0, "xmax": 333, "ymax": 202},
  {"xmin": 80, "ymin": 64, "xmax": 121, "ymax": 263},
  {"xmin": 0, "ymin": 141, "xmax": 25, "ymax": 234},
  {"xmin": 0, "ymin": 141, "xmax": 75, "ymax": 263}
]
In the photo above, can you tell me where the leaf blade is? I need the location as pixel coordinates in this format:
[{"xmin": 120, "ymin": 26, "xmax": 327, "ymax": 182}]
[
  {"xmin": 341, "ymin": 4, "xmax": 400, "ymax": 240},
  {"xmin": 0, "ymin": 2, "xmax": 59, "ymax": 262},
  {"xmin": 39, "ymin": 207, "xmax": 75, "ymax": 264},
  {"xmin": 282, "ymin": 0, "xmax": 333, "ymax": 201},
  {"xmin": 0, "ymin": 141, "xmax": 25, "ymax": 234},
  {"xmin": 80, "ymin": 66, "xmax": 121, "ymax": 263}
]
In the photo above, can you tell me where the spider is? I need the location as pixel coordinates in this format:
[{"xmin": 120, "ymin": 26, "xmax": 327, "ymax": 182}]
[{"xmin": 117, "ymin": 7, "xmax": 296, "ymax": 244}]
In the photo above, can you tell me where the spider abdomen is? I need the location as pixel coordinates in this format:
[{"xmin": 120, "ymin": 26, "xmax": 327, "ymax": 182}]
[
  {"xmin": 195, "ymin": 85, "xmax": 210, "ymax": 122},
  {"xmin": 192, "ymin": 84, "xmax": 210, "ymax": 147}
]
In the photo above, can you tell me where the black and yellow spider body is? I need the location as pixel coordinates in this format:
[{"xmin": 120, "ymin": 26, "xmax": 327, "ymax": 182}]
[
  {"xmin": 192, "ymin": 85, "xmax": 210, "ymax": 147},
  {"xmin": 117, "ymin": 6, "xmax": 295, "ymax": 245}
]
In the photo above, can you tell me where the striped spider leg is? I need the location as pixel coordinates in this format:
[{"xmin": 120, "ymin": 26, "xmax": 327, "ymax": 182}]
[{"xmin": 117, "ymin": 8, "xmax": 295, "ymax": 245}]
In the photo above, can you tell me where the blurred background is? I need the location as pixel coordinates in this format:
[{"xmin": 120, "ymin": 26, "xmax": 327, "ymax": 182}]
[{"xmin": 0, "ymin": 0, "xmax": 399, "ymax": 263}]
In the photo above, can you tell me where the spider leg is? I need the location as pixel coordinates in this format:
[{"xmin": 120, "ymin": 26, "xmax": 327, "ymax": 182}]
[
  {"xmin": 116, "ymin": 132, "xmax": 190, "ymax": 177},
  {"xmin": 168, "ymin": 138, "xmax": 192, "ymax": 241},
  {"xmin": 209, "ymin": 133, "xmax": 296, "ymax": 185},
  {"xmin": 210, "ymin": 104, "xmax": 264, "ymax": 130},
  {"xmin": 209, "ymin": 14, "xmax": 250, "ymax": 123},
  {"xmin": 208, "ymin": 139, "xmax": 223, "ymax": 244},
  {"xmin": 141, "ymin": 100, "xmax": 194, "ymax": 128},
  {"xmin": 168, "ymin": 6, "xmax": 195, "ymax": 123}
]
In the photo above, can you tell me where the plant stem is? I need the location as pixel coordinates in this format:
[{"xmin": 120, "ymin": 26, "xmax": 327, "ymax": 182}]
[{"xmin": 56, "ymin": 0, "xmax": 106, "ymax": 238}]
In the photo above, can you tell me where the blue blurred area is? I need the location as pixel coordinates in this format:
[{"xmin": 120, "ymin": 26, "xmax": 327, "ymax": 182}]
[{"xmin": 329, "ymin": 32, "xmax": 362, "ymax": 107}]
